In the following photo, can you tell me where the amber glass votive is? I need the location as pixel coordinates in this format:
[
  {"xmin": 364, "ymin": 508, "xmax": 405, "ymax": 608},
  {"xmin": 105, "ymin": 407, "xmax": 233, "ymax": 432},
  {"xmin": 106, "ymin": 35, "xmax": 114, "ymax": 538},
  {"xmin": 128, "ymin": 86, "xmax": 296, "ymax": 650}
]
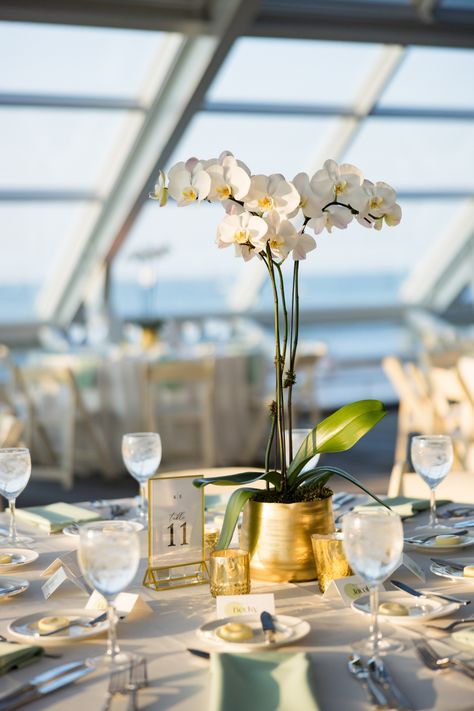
[
  {"xmin": 204, "ymin": 526, "xmax": 220, "ymax": 561},
  {"xmin": 311, "ymin": 532, "xmax": 353, "ymax": 593},
  {"xmin": 209, "ymin": 549, "xmax": 250, "ymax": 597}
]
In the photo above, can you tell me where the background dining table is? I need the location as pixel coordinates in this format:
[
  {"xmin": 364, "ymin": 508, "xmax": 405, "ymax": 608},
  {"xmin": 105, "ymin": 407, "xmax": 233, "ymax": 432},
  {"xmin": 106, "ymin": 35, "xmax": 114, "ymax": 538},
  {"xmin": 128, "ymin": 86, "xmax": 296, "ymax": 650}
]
[{"xmin": 1, "ymin": 503, "xmax": 474, "ymax": 711}]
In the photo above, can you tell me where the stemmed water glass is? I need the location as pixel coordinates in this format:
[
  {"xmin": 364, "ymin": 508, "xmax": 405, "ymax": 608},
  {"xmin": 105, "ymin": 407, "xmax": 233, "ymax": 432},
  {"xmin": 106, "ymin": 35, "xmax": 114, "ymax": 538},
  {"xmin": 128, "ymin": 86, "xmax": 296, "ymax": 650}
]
[
  {"xmin": 0, "ymin": 448, "xmax": 34, "ymax": 546},
  {"xmin": 122, "ymin": 433, "xmax": 162, "ymax": 523},
  {"xmin": 411, "ymin": 435, "xmax": 453, "ymax": 530},
  {"xmin": 342, "ymin": 508, "xmax": 404, "ymax": 661},
  {"xmin": 78, "ymin": 521, "xmax": 140, "ymax": 668}
]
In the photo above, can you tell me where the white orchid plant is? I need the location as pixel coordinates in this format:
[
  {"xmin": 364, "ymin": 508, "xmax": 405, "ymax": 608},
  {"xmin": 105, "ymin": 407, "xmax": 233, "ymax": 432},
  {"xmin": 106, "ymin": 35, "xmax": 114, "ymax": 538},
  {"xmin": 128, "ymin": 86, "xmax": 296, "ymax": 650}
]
[{"xmin": 150, "ymin": 153, "xmax": 401, "ymax": 547}]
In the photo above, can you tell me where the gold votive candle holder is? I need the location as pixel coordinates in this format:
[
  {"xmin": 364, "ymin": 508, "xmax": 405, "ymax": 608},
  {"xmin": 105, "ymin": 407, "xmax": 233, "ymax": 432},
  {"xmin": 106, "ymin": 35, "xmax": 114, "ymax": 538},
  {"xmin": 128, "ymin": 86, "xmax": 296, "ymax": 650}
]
[
  {"xmin": 209, "ymin": 548, "xmax": 250, "ymax": 597},
  {"xmin": 204, "ymin": 526, "xmax": 220, "ymax": 561},
  {"xmin": 311, "ymin": 532, "xmax": 353, "ymax": 593}
]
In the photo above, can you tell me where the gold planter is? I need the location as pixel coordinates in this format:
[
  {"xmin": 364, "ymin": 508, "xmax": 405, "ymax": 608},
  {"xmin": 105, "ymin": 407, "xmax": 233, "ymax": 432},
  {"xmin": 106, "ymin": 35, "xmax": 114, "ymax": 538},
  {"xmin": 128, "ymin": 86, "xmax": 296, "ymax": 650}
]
[{"xmin": 239, "ymin": 497, "xmax": 335, "ymax": 582}]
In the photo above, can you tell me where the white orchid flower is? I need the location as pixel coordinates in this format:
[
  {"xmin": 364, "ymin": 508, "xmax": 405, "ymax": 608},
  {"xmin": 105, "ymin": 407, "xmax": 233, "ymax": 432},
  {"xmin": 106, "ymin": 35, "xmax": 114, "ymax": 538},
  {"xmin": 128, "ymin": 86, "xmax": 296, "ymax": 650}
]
[
  {"xmin": 310, "ymin": 159, "xmax": 364, "ymax": 209},
  {"xmin": 218, "ymin": 150, "xmax": 251, "ymax": 176},
  {"xmin": 360, "ymin": 180, "xmax": 398, "ymax": 218},
  {"xmin": 290, "ymin": 173, "xmax": 325, "ymax": 218},
  {"xmin": 148, "ymin": 170, "xmax": 168, "ymax": 207},
  {"xmin": 206, "ymin": 154, "xmax": 251, "ymax": 202},
  {"xmin": 216, "ymin": 209, "xmax": 268, "ymax": 261},
  {"xmin": 168, "ymin": 160, "xmax": 211, "ymax": 206},
  {"xmin": 308, "ymin": 204, "xmax": 353, "ymax": 234},
  {"xmin": 292, "ymin": 231, "xmax": 317, "ymax": 260},
  {"xmin": 244, "ymin": 174, "xmax": 300, "ymax": 216},
  {"xmin": 384, "ymin": 202, "xmax": 402, "ymax": 226},
  {"xmin": 263, "ymin": 210, "xmax": 298, "ymax": 260}
]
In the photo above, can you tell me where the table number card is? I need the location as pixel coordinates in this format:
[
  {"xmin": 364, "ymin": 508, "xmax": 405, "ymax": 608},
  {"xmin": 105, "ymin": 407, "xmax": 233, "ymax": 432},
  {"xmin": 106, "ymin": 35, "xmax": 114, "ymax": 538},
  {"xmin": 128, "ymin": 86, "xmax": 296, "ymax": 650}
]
[{"xmin": 143, "ymin": 474, "xmax": 208, "ymax": 591}]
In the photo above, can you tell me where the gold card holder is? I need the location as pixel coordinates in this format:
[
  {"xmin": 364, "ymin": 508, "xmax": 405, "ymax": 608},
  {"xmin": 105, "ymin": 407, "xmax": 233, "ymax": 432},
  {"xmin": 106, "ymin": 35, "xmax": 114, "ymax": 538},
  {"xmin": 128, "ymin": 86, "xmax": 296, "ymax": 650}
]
[{"xmin": 143, "ymin": 474, "xmax": 209, "ymax": 591}]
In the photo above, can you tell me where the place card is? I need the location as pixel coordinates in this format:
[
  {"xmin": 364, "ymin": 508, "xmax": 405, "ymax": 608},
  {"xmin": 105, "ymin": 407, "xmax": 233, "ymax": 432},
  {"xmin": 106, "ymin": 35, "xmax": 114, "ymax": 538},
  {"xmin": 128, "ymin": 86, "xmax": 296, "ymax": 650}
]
[
  {"xmin": 85, "ymin": 590, "xmax": 153, "ymax": 619},
  {"xmin": 41, "ymin": 551, "xmax": 90, "ymax": 598},
  {"xmin": 322, "ymin": 575, "xmax": 386, "ymax": 606},
  {"xmin": 399, "ymin": 553, "xmax": 426, "ymax": 582},
  {"xmin": 216, "ymin": 593, "xmax": 275, "ymax": 618}
]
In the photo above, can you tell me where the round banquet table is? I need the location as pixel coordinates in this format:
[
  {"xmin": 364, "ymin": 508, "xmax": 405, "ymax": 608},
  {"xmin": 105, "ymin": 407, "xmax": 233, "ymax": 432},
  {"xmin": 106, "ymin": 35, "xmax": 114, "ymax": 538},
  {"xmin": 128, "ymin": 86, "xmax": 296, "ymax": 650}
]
[{"xmin": 0, "ymin": 503, "xmax": 473, "ymax": 711}]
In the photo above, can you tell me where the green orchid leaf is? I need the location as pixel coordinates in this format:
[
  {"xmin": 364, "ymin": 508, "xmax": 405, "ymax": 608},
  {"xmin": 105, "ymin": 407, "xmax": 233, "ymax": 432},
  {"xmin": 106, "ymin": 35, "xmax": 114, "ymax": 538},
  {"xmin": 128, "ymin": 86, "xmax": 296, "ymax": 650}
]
[
  {"xmin": 193, "ymin": 470, "xmax": 281, "ymax": 489},
  {"xmin": 294, "ymin": 464, "xmax": 389, "ymax": 508},
  {"xmin": 287, "ymin": 400, "xmax": 386, "ymax": 484},
  {"xmin": 215, "ymin": 488, "xmax": 259, "ymax": 550}
]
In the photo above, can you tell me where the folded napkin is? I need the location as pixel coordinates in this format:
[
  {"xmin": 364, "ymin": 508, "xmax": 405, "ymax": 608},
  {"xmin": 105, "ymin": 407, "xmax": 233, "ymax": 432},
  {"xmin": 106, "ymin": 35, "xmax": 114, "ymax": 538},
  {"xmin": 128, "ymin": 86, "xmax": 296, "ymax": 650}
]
[
  {"xmin": 359, "ymin": 496, "xmax": 451, "ymax": 519},
  {"xmin": 15, "ymin": 502, "xmax": 101, "ymax": 533},
  {"xmin": 0, "ymin": 641, "xmax": 43, "ymax": 675},
  {"xmin": 209, "ymin": 652, "xmax": 319, "ymax": 711}
]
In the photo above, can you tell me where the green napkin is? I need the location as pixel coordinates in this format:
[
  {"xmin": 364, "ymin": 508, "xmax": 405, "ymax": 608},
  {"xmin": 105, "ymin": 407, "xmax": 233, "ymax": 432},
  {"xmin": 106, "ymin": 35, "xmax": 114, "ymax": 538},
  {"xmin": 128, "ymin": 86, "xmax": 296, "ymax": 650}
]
[
  {"xmin": 359, "ymin": 496, "xmax": 451, "ymax": 519},
  {"xmin": 15, "ymin": 502, "xmax": 101, "ymax": 533},
  {"xmin": 209, "ymin": 652, "xmax": 319, "ymax": 711},
  {"xmin": 0, "ymin": 641, "xmax": 43, "ymax": 675}
]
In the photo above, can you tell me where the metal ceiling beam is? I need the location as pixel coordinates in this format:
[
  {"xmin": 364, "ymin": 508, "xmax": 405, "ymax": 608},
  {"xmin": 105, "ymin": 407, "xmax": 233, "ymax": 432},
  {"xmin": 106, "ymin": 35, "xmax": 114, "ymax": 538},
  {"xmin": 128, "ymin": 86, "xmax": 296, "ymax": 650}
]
[
  {"xmin": 0, "ymin": 190, "xmax": 101, "ymax": 202},
  {"xmin": 203, "ymin": 101, "xmax": 474, "ymax": 122},
  {"xmin": 0, "ymin": 93, "xmax": 146, "ymax": 111},
  {"xmin": 37, "ymin": 0, "xmax": 260, "ymax": 326},
  {"xmin": 401, "ymin": 199, "xmax": 474, "ymax": 310}
]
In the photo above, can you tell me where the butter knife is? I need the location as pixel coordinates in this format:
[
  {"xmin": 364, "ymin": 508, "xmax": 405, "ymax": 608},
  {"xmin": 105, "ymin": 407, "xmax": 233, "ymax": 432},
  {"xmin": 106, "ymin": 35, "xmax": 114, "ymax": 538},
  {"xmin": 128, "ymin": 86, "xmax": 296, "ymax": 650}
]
[
  {"xmin": 0, "ymin": 663, "xmax": 92, "ymax": 710},
  {"xmin": 260, "ymin": 611, "xmax": 276, "ymax": 644},
  {"xmin": 431, "ymin": 557, "xmax": 464, "ymax": 571},
  {"xmin": 0, "ymin": 661, "xmax": 88, "ymax": 705},
  {"xmin": 368, "ymin": 657, "xmax": 413, "ymax": 710},
  {"xmin": 391, "ymin": 579, "xmax": 470, "ymax": 606}
]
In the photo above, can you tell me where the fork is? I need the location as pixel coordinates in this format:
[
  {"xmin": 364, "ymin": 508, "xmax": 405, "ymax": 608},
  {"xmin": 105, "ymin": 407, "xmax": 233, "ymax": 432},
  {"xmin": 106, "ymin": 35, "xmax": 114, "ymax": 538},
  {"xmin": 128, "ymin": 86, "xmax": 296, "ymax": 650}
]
[
  {"xmin": 425, "ymin": 617, "xmax": 474, "ymax": 633},
  {"xmin": 404, "ymin": 529, "xmax": 468, "ymax": 544},
  {"xmin": 126, "ymin": 658, "xmax": 149, "ymax": 711},
  {"xmin": 347, "ymin": 654, "xmax": 388, "ymax": 707},
  {"xmin": 103, "ymin": 666, "xmax": 129, "ymax": 711},
  {"xmin": 414, "ymin": 639, "xmax": 474, "ymax": 680}
]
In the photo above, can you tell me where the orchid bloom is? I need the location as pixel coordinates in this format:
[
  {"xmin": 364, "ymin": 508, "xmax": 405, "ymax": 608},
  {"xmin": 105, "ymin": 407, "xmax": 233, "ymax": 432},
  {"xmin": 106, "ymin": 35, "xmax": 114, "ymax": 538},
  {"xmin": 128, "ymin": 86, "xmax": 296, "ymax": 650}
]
[
  {"xmin": 168, "ymin": 159, "xmax": 211, "ymax": 206},
  {"xmin": 308, "ymin": 204, "xmax": 353, "ymax": 234},
  {"xmin": 290, "ymin": 173, "xmax": 325, "ymax": 218},
  {"xmin": 206, "ymin": 153, "xmax": 251, "ymax": 202},
  {"xmin": 356, "ymin": 181, "xmax": 401, "ymax": 229},
  {"xmin": 264, "ymin": 210, "xmax": 298, "ymax": 260},
  {"xmin": 216, "ymin": 207, "xmax": 268, "ymax": 261},
  {"xmin": 310, "ymin": 159, "xmax": 364, "ymax": 209},
  {"xmin": 244, "ymin": 174, "xmax": 300, "ymax": 216},
  {"xmin": 148, "ymin": 170, "xmax": 168, "ymax": 207},
  {"xmin": 292, "ymin": 231, "xmax": 317, "ymax": 260}
]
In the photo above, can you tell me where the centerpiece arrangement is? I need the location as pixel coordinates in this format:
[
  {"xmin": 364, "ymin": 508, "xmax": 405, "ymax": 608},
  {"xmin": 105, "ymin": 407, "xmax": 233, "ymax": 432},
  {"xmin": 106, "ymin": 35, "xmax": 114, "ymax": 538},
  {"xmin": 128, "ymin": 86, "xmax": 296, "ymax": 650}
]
[{"xmin": 150, "ymin": 153, "xmax": 401, "ymax": 581}]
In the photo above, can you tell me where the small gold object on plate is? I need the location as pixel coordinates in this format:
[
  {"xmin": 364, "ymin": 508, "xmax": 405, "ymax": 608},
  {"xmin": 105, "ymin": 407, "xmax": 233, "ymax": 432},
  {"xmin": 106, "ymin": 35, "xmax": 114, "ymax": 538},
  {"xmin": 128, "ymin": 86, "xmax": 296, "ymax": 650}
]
[
  {"xmin": 311, "ymin": 531, "xmax": 352, "ymax": 593},
  {"xmin": 209, "ymin": 549, "xmax": 250, "ymax": 597}
]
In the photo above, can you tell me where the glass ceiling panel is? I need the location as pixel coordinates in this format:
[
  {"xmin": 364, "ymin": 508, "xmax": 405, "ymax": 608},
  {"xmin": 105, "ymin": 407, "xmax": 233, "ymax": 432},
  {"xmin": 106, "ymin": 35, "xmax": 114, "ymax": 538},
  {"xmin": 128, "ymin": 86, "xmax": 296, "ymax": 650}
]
[
  {"xmin": 0, "ymin": 108, "xmax": 143, "ymax": 192},
  {"xmin": 0, "ymin": 202, "xmax": 98, "ymax": 322},
  {"xmin": 0, "ymin": 22, "xmax": 164, "ymax": 98},
  {"xmin": 207, "ymin": 37, "xmax": 382, "ymax": 107},
  {"xmin": 167, "ymin": 112, "xmax": 337, "ymax": 178},
  {"xmin": 343, "ymin": 118, "xmax": 474, "ymax": 190},
  {"xmin": 379, "ymin": 47, "xmax": 474, "ymax": 110}
]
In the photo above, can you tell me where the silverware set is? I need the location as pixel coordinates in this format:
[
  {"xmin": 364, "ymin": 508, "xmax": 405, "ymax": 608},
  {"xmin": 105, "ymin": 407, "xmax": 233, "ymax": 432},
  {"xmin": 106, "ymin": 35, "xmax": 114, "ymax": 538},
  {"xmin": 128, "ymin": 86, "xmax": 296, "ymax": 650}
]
[
  {"xmin": 103, "ymin": 658, "xmax": 148, "ymax": 711},
  {"xmin": 348, "ymin": 654, "xmax": 413, "ymax": 709}
]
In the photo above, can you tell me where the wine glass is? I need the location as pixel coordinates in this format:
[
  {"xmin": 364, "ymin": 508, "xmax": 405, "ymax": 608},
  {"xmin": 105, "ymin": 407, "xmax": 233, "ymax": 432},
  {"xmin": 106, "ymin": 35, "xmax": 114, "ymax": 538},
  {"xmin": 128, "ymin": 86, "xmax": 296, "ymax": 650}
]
[
  {"xmin": 342, "ymin": 508, "xmax": 404, "ymax": 661},
  {"xmin": 78, "ymin": 521, "xmax": 140, "ymax": 668},
  {"xmin": 411, "ymin": 435, "xmax": 453, "ymax": 530},
  {"xmin": 0, "ymin": 448, "xmax": 33, "ymax": 545},
  {"xmin": 122, "ymin": 433, "xmax": 162, "ymax": 523}
]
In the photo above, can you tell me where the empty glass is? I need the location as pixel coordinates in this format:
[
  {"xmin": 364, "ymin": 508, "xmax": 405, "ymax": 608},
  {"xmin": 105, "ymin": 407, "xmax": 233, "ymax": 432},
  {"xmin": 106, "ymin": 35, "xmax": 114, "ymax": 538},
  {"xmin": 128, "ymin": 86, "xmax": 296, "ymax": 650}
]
[
  {"xmin": 343, "ymin": 508, "xmax": 404, "ymax": 661},
  {"xmin": 78, "ymin": 521, "xmax": 140, "ymax": 668},
  {"xmin": 411, "ymin": 435, "xmax": 453, "ymax": 529},
  {"xmin": 122, "ymin": 433, "xmax": 162, "ymax": 523},
  {"xmin": 0, "ymin": 448, "xmax": 33, "ymax": 546}
]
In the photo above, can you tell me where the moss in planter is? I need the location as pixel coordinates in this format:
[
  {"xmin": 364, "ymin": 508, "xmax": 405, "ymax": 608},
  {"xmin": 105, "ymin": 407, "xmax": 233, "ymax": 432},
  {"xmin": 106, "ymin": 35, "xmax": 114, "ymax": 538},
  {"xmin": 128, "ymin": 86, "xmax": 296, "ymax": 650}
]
[{"xmin": 253, "ymin": 484, "xmax": 333, "ymax": 504}]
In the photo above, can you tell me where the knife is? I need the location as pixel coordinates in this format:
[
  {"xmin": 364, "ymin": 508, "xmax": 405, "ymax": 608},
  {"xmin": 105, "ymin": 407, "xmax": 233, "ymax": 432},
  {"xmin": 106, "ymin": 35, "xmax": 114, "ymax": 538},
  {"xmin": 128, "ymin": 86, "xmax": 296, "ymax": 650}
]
[
  {"xmin": 260, "ymin": 611, "xmax": 276, "ymax": 644},
  {"xmin": 0, "ymin": 661, "xmax": 88, "ymax": 705},
  {"xmin": 37, "ymin": 611, "xmax": 107, "ymax": 637},
  {"xmin": 0, "ymin": 663, "xmax": 92, "ymax": 710},
  {"xmin": 391, "ymin": 579, "xmax": 470, "ymax": 605},
  {"xmin": 453, "ymin": 520, "xmax": 474, "ymax": 529},
  {"xmin": 431, "ymin": 557, "xmax": 465, "ymax": 572},
  {"xmin": 187, "ymin": 648, "xmax": 211, "ymax": 660}
]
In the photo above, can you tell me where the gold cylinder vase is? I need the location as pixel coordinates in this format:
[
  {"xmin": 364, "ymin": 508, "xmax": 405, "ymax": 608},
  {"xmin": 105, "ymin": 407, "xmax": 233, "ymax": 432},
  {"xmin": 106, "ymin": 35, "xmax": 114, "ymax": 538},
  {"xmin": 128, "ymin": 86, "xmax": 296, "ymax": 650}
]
[{"xmin": 239, "ymin": 497, "xmax": 335, "ymax": 582}]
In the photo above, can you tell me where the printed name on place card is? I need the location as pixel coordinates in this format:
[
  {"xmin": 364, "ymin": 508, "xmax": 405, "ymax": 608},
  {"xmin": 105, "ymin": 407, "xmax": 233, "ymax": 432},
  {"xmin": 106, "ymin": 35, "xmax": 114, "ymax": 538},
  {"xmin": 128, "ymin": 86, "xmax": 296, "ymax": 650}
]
[
  {"xmin": 216, "ymin": 593, "xmax": 275, "ymax": 618},
  {"xmin": 322, "ymin": 575, "xmax": 386, "ymax": 606}
]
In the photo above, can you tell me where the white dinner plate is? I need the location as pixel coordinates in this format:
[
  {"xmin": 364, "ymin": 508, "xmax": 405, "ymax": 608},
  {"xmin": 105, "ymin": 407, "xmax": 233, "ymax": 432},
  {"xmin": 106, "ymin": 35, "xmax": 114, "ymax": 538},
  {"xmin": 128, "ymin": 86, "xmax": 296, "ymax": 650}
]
[
  {"xmin": 62, "ymin": 520, "xmax": 144, "ymax": 537},
  {"xmin": 0, "ymin": 575, "xmax": 29, "ymax": 599},
  {"xmin": 404, "ymin": 535, "xmax": 474, "ymax": 552},
  {"xmin": 430, "ymin": 561, "xmax": 474, "ymax": 584},
  {"xmin": 197, "ymin": 614, "xmax": 310, "ymax": 652},
  {"xmin": 0, "ymin": 548, "xmax": 39, "ymax": 570},
  {"xmin": 352, "ymin": 592, "xmax": 459, "ymax": 625},
  {"xmin": 8, "ymin": 608, "xmax": 109, "ymax": 646}
]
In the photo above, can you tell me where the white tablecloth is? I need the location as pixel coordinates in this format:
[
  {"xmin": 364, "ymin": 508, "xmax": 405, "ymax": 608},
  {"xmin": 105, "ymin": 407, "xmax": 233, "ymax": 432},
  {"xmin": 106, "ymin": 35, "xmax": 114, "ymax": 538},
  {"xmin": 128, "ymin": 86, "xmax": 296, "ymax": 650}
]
[{"xmin": 1, "ymin": 506, "xmax": 474, "ymax": 711}]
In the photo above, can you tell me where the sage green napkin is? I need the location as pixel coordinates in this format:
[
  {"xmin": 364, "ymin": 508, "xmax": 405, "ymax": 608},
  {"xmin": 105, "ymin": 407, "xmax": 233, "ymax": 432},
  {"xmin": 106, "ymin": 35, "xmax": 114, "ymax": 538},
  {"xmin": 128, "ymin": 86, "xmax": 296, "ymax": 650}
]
[
  {"xmin": 360, "ymin": 496, "xmax": 451, "ymax": 519},
  {"xmin": 0, "ymin": 641, "xmax": 43, "ymax": 675},
  {"xmin": 15, "ymin": 502, "xmax": 101, "ymax": 533},
  {"xmin": 209, "ymin": 652, "xmax": 319, "ymax": 711}
]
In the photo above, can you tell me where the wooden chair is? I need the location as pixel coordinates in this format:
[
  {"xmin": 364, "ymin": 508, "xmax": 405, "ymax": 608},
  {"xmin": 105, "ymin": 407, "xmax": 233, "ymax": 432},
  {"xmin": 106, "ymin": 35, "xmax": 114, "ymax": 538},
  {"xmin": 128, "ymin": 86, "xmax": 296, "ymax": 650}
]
[{"xmin": 144, "ymin": 359, "xmax": 216, "ymax": 469}]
